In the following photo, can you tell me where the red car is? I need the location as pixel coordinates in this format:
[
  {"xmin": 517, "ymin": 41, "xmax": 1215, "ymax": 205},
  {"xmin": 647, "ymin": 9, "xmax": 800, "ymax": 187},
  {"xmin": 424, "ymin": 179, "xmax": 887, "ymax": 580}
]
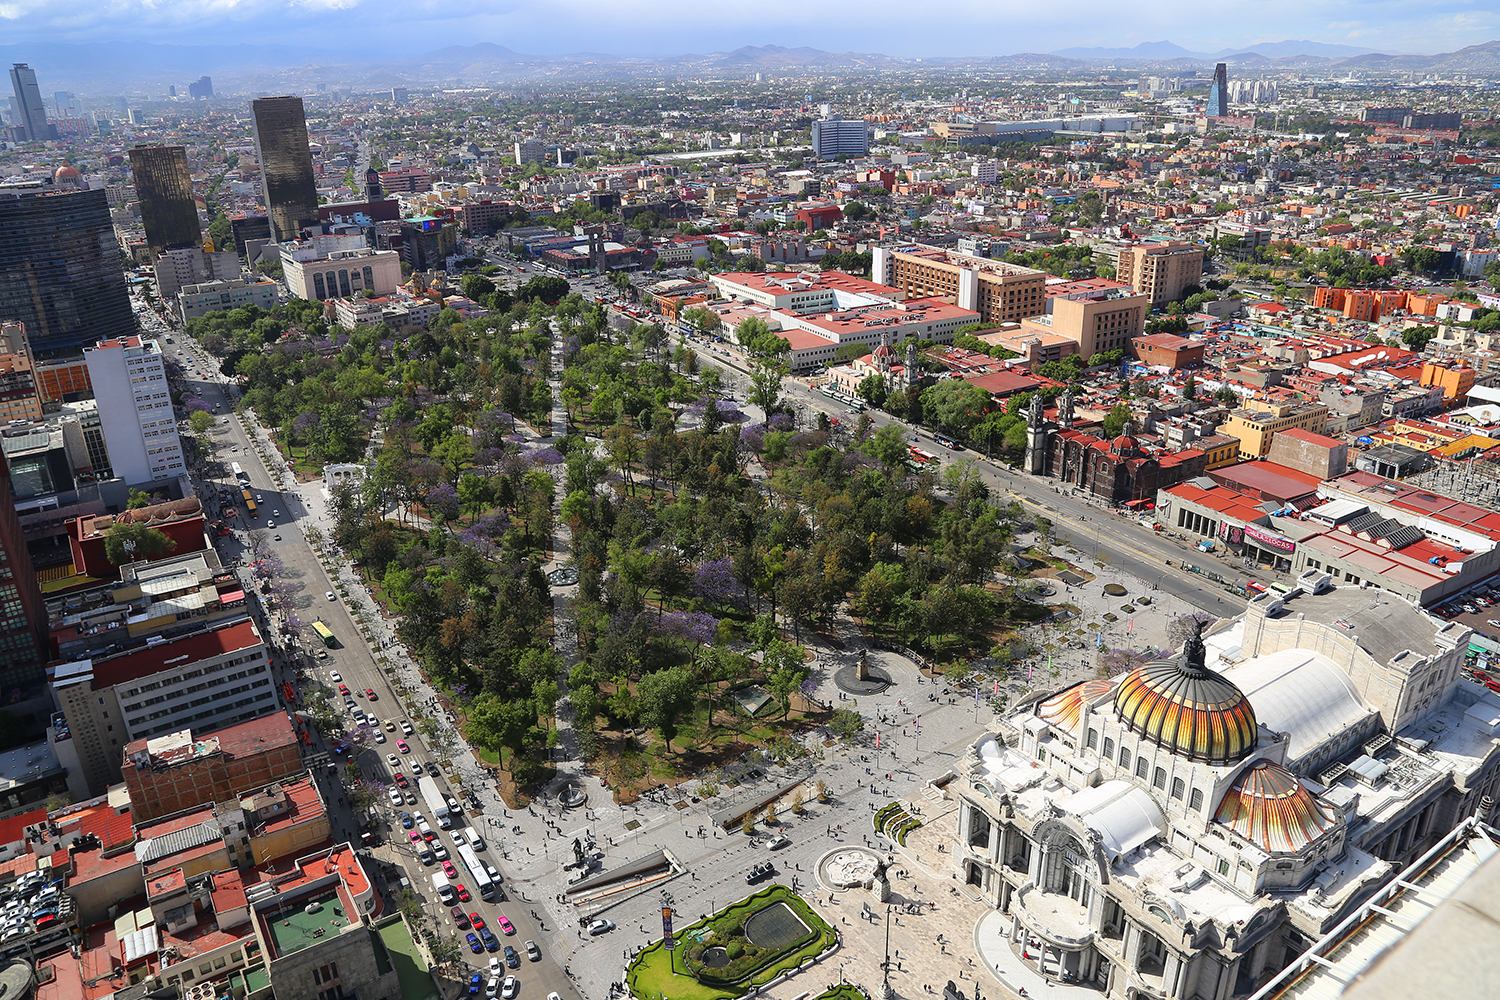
[
  {"xmin": 422, "ymin": 827, "xmax": 436, "ymax": 843},
  {"xmin": 451, "ymin": 906, "xmax": 470, "ymax": 928},
  {"xmin": 442, "ymin": 860, "xmax": 459, "ymax": 879},
  {"xmin": 393, "ymin": 772, "xmax": 408, "ymax": 788},
  {"xmin": 337, "ymin": 684, "xmax": 350, "ymax": 696},
  {"xmin": 496, "ymin": 914, "xmax": 515, "ymax": 936},
  {"xmin": 468, "ymin": 913, "xmax": 486, "ymax": 931},
  {"xmin": 365, "ymin": 688, "xmax": 377, "ymax": 701},
  {"xmin": 455, "ymin": 883, "xmax": 471, "ymax": 902}
]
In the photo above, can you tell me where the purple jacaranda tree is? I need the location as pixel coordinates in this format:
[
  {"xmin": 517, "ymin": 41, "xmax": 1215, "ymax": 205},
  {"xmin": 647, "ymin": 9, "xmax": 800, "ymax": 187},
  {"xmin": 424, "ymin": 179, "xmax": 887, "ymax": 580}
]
[
  {"xmin": 425, "ymin": 483, "xmax": 461, "ymax": 521},
  {"xmin": 526, "ymin": 446, "xmax": 565, "ymax": 466},
  {"xmin": 291, "ymin": 410, "xmax": 321, "ymax": 440},
  {"xmin": 656, "ymin": 609, "xmax": 720, "ymax": 646},
  {"xmin": 693, "ymin": 558, "xmax": 747, "ymax": 607}
]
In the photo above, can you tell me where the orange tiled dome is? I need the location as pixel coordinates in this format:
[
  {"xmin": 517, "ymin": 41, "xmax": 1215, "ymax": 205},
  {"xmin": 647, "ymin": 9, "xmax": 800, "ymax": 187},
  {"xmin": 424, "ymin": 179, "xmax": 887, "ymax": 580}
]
[
  {"xmin": 1114, "ymin": 627, "xmax": 1257, "ymax": 764},
  {"xmin": 1215, "ymin": 762, "xmax": 1333, "ymax": 852},
  {"xmin": 1036, "ymin": 679, "xmax": 1114, "ymax": 735}
]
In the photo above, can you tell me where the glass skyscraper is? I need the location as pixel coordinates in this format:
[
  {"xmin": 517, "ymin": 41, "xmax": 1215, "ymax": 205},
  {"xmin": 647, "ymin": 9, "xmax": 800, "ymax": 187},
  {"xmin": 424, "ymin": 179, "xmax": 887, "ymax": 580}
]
[
  {"xmin": 251, "ymin": 96, "xmax": 320, "ymax": 243},
  {"xmin": 7, "ymin": 63, "xmax": 50, "ymax": 142},
  {"xmin": 1206, "ymin": 63, "xmax": 1230, "ymax": 118},
  {"xmin": 0, "ymin": 449, "xmax": 47, "ymax": 692},
  {"xmin": 129, "ymin": 145, "xmax": 202, "ymax": 253},
  {"xmin": 0, "ymin": 186, "xmax": 136, "ymax": 359}
]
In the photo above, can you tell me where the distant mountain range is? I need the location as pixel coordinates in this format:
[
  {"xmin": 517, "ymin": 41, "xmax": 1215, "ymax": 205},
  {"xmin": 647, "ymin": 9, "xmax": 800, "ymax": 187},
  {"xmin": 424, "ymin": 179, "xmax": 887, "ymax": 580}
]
[
  {"xmin": 6, "ymin": 37, "xmax": 1500, "ymax": 92},
  {"xmin": 1052, "ymin": 39, "xmax": 1379, "ymax": 60}
]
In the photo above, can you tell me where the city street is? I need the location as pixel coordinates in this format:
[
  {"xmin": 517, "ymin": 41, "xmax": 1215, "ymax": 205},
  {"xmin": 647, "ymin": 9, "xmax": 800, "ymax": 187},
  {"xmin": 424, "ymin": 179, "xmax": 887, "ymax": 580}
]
[{"xmin": 148, "ymin": 306, "xmax": 584, "ymax": 1000}]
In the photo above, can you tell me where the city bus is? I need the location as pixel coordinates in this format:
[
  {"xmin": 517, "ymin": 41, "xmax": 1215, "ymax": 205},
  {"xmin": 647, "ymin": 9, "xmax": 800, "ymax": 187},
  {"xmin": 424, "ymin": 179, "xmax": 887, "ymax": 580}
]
[
  {"xmin": 456, "ymin": 843, "xmax": 497, "ymax": 902},
  {"xmin": 311, "ymin": 620, "xmax": 337, "ymax": 648},
  {"xmin": 230, "ymin": 461, "xmax": 249, "ymax": 485}
]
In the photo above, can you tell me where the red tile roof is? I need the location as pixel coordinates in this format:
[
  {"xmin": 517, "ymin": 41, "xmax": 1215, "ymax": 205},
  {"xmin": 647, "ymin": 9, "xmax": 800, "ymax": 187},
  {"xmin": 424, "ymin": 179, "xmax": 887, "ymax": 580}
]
[{"xmin": 85, "ymin": 618, "xmax": 262, "ymax": 690}]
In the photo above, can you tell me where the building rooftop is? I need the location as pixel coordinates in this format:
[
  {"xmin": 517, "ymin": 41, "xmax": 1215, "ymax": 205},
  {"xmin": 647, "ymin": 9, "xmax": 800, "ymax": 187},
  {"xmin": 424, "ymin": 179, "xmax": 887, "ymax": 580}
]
[
  {"xmin": 54, "ymin": 616, "xmax": 262, "ymax": 691},
  {"xmin": 70, "ymin": 497, "xmax": 204, "ymax": 543},
  {"xmin": 123, "ymin": 711, "xmax": 295, "ymax": 772}
]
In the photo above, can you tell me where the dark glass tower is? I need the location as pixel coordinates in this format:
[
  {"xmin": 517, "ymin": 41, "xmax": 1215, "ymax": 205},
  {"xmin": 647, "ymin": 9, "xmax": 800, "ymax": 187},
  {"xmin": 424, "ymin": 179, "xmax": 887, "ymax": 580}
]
[
  {"xmin": 0, "ymin": 186, "xmax": 135, "ymax": 359},
  {"xmin": 128, "ymin": 145, "xmax": 202, "ymax": 252},
  {"xmin": 1206, "ymin": 63, "xmax": 1229, "ymax": 117},
  {"xmin": 0, "ymin": 448, "xmax": 47, "ymax": 691},
  {"xmin": 8, "ymin": 63, "xmax": 50, "ymax": 142},
  {"xmin": 251, "ymin": 96, "xmax": 319, "ymax": 243}
]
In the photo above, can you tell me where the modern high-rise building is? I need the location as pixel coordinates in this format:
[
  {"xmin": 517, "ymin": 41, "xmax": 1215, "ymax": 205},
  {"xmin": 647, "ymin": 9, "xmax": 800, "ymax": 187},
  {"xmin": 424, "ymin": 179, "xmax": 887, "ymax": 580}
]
[
  {"xmin": 7, "ymin": 63, "xmax": 51, "ymax": 142},
  {"xmin": 390, "ymin": 86, "xmax": 408, "ymax": 104},
  {"xmin": 1206, "ymin": 62, "xmax": 1230, "ymax": 117},
  {"xmin": 0, "ymin": 448, "xmax": 48, "ymax": 692},
  {"xmin": 250, "ymin": 95, "xmax": 320, "ymax": 243},
  {"xmin": 811, "ymin": 118, "xmax": 871, "ymax": 160},
  {"xmin": 82, "ymin": 335, "xmax": 186, "ymax": 485},
  {"xmin": 188, "ymin": 75, "xmax": 213, "ymax": 99},
  {"xmin": 0, "ymin": 185, "xmax": 136, "ymax": 359},
  {"xmin": 128, "ymin": 145, "xmax": 202, "ymax": 253}
]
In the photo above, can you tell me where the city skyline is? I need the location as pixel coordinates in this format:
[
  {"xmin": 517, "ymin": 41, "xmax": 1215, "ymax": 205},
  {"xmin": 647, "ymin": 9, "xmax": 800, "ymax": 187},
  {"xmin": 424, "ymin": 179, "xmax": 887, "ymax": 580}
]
[{"xmin": 0, "ymin": 1, "xmax": 1496, "ymax": 60}]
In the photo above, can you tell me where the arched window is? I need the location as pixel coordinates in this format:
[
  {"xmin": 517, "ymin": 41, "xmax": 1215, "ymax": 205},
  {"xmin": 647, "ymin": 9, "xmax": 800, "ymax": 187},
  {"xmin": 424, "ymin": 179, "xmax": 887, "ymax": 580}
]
[
  {"xmin": 1135, "ymin": 757, "xmax": 1149, "ymax": 780},
  {"xmin": 1153, "ymin": 767, "xmax": 1167, "ymax": 790},
  {"xmin": 1086, "ymin": 730, "xmax": 1098, "ymax": 750},
  {"xmin": 1119, "ymin": 747, "xmax": 1131, "ymax": 769},
  {"xmin": 338, "ymin": 269, "xmax": 352, "ymax": 297},
  {"xmin": 363, "ymin": 265, "xmax": 374, "ymax": 289},
  {"xmin": 1170, "ymin": 777, "xmax": 1185, "ymax": 800},
  {"xmin": 1189, "ymin": 788, "xmax": 1204, "ymax": 810},
  {"xmin": 1042, "ymin": 835, "xmax": 1094, "ymax": 909},
  {"xmin": 313, "ymin": 272, "xmax": 326, "ymax": 299}
]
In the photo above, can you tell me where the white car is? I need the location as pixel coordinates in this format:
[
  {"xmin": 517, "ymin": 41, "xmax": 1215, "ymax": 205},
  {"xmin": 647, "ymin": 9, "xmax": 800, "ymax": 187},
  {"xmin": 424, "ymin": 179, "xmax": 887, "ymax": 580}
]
[
  {"xmin": 329, "ymin": 671, "xmax": 342, "ymax": 683},
  {"xmin": 401, "ymin": 721, "xmax": 414, "ymax": 736},
  {"xmin": 488, "ymin": 957, "xmax": 503, "ymax": 976},
  {"xmin": 586, "ymin": 918, "xmax": 615, "ymax": 936},
  {"xmin": 387, "ymin": 754, "xmax": 400, "ymax": 770},
  {"xmin": 486, "ymin": 979, "xmax": 500, "ymax": 999},
  {"xmin": 326, "ymin": 590, "xmax": 336, "ymax": 601},
  {"xmin": 387, "ymin": 788, "xmax": 403, "ymax": 807},
  {"xmin": 501, "ymin": 977, "xmax": 519, "ymax": 1000},
  {"xmin": 373, "ymin": 730, "xmax": 386, "ymax": 744}
]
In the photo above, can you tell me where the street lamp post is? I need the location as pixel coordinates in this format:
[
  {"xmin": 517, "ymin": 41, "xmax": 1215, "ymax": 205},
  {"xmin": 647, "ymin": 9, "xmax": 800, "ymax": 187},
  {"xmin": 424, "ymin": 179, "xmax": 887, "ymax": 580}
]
[{"xmin": 882, "ymin": 901, "xmax": 893, "ymax": 999}]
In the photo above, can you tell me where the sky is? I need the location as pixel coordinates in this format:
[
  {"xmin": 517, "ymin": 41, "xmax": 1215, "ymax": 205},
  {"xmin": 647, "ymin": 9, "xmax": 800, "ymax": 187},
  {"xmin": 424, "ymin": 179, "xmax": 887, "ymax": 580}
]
[{"xmin": 0, "ymin": 0, "xmax": 1496, "ymax": 56}]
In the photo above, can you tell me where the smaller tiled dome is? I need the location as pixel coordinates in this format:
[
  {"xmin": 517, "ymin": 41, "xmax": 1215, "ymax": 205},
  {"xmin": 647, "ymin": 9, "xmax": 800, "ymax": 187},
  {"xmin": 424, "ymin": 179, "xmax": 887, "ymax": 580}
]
[
  {"xmin": 1215, "ymin": 762, "xmax": 1333, "ymax": 853},
  {"xmin": 1108, "ymin": 434, "xmax": 1141, "ymax": 457},
  {"xmin": 1035, "ymin": 679, "xmax": 1114, "ymax": 736}
]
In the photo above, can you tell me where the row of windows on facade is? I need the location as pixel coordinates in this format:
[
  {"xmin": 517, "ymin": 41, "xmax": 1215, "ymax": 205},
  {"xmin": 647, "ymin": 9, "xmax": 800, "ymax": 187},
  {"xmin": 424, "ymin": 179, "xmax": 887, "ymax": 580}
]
[
  {"xmin": 128, "ymin": 688, "xmax": 275, "ymax": 735},
  {"xmin": 125, "ymin": 653, "xmax": 267, "ymax": 694},
  {"xmin": 1077, "ymin": 732, "xmax": 1207, "ymax": 810},
  {"xmin": 312, "ymin": 266, "xmax": 376, "ymax": 300}
]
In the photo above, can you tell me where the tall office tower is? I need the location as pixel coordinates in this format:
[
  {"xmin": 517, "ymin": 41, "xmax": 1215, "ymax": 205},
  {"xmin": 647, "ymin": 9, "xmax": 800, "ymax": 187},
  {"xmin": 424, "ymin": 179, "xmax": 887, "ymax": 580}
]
[
  {"xmin": 129, "ymin": 145, "xmax": 202, "ymax": 253},
  {"xmin": 390, "ymin": 86, "xmax": 408, "ymax": 105},
  {"xmin": 811, "ymin": 118, "xmax": 872, "ymax": 161},
  {"xmin": 0, "ymin": 448, "xmax": 48, "ymax": 690},
  {"xmin": 8, "ymin": 63, "xmax": 51, "ymax": 142},
  {"xmin": 83, "ymin": 336, "xmax": 186, "ymax": 485},
  {"xmin": 188, "ymin": 75, "xmax": 214, "ymax": 99},
  {"xmin": 0, "ymin": 186, "xmax": 136, "ymax": 359},
  {"xmin": 1206, "ymin": 62, "xmax": 1230, "ymax": 117},
  {"xmin": 250, "ymin": 95, "xmax": 319, "ymax": 243}
]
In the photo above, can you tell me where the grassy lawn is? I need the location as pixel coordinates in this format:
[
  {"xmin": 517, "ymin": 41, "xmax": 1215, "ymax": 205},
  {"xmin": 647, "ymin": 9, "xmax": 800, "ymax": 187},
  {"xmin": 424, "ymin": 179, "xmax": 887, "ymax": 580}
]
[
  {"xmin": 813, "ymin": 987, "xmax": 867, "ymax": 1000},
  {"xmin": 626, "ymin": 885, "xmax": 835, "ymax": 1000}
]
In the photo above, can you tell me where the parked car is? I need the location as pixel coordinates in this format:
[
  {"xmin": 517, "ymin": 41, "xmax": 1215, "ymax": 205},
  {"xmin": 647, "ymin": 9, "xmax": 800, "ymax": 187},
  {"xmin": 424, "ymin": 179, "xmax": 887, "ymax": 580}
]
[
  {"xmin": 496, "ymin": 914, "xmax": 515, "ymax": 935},
  {"xmin": 503, "ymin": 945, "xmax": 520, "ymax": 969},
  {"xmin": 465, "ymin": 933, "xmax": 483, "ymax": 954},
  {"xmin": 587, "ymin": 918, "xmax": 615, "ymax": 936},
  {"xmin": 452, "ymin": 907, "xmax": 470, "ymax": 928},
  {"xmin": 525, "ymin": 940, "xmax": 541, "ymax": 962}
]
